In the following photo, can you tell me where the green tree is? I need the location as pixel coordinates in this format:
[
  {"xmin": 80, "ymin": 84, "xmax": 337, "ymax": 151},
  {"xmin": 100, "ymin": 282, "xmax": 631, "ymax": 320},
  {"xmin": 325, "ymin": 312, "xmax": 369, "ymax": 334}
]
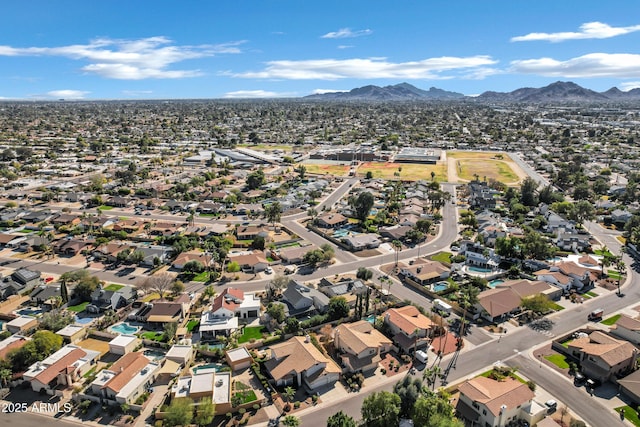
[
  {"xmin": 520, "ymin": 177, "xmax": 539, "ymax": 207},
  {"xmin": 284, "ymin": 317, "xmax": 301, "ymax": 334},
  {"xmin": 412, "ymin": 392, "xmax": 461, "ymax": 427},
  {"xmin": 392, "ymin": 240, "xmax": 402, "ymax": 267},
  {"xmin": 361, "ymin": 391, "xmax": 401, "ymax": 427},
  {"xmin": 164, "ymin": 322, "xmax": 178, "ymax": 343},
  {"xmin": 171, "ymin": 281, "xmax": 185, "ymax": 295},
  {"xmin": 38, "ymin": 309, "xmax": 75, "ymax": 331},
  {"xmin": 297, "ymin": 164, "xmax": 307, "ymax": 180},
  {"xmin": 521, "ymin": 294, "xmax": 555, "ymax": 314},
  {"xmin": 140, "ymin": 272, "xmax": 175, "ymax": 299},
  {"xmin": 283, "ymin": 386, "xmax": 296, "ymax": 405},
  {"xmin": 365, "ymin": 171, "xmax": 374, "ymax": 180},
  {"xmin": 60, "ymin": 281, "xmax": 69, "ymax": 304},
  {"xmin": 393, "ymin": 376, "xmax": 423, "ymax": 418},
  {"xmin": 356, "ymin": 267, "xmax": 373, "ymax": 281},
  {"xmin": 183, "ymin": 260, "xmax": 205, "ymax": 275},
  {"xmin": 194, "ymin": 398, "xmax": 215, "ymax": 427},
  {"xmin": 246, "ymin": 169, "xmax": 266, "ymax": 190},
  {"xmin": 264, "ymin": 201, "xmax": 282, "ymax": 231},
  {"xmin": 327, "ymin": 410, "xmax": 357, "ymax": 427},
  {"xmin": 164, "ymin": 397, "xmax": 194, "ymax": 427},
  {"xmin": 328, "ymin": 296, "xmax": 350, "ymax": 320},
  {"xmin": 266, "ymin": 303, "xmax": 286, "ymax": 323},
  {"xmin": 350, "ymin": 191, "xmax": 375, "ymax": 222},
  {"xmin": 0, "ymin": 368, "xmax": 12, "ymax": 388},
  {"xmin": 281, "ymin": 415, "xmax": 300, "ymax": 427},
  {"xmin": 266, "ymin": 275, "xmax": 289, "ymax": 301},
  {"xmin": 73, "ymin": 275, "xmax": 101, "ymax": 302}
]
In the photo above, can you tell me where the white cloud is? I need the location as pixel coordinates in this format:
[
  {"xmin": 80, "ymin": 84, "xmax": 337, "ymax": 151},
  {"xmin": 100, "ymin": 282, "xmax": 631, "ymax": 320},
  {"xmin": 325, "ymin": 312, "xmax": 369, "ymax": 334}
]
[
  {"xmin": 511, "ymin": 21, "xmax": 640, "ymax": 42},
  {"xmin": 223, "ymin": 90, "xmax": 296, "ymax": 98},
  {"xmin": 321, "ymin": 28, "xmax": 372, "ymax": 39},
  {"xmin": 232, "ymin": 56, "xmax": 498, "ymax": 80},
  {"xmin": 620, "ymin": 81, "xmax": 640, "ymax": 91},
  {"xmin": 46, "ymin": 90, "xmax": 89, "ymax": 99},
  {"xmin": 337, "ymin": 45, "xmax": 354, "ymax": 49},
  {"xmin": 511, "ymin": 53, "xmax": 640, "ymax": 78},
  {"xmin": 311, "ymin": 89, "xmax": 350, "ymax": 94},
  {"xmin": 0, "ymin": 37, "xmax": 244, "ymax": 80}
]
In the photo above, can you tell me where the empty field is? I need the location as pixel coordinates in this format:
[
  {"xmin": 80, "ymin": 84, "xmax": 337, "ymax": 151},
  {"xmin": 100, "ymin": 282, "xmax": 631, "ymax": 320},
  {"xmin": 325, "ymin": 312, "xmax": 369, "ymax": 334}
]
[
  {"xmin": 303, "ymin": 163, "xmax": 351, "ymax": 176},
  {"xmin": 358, "ymin": 162, "xmax": 447, "ymax": 181}
]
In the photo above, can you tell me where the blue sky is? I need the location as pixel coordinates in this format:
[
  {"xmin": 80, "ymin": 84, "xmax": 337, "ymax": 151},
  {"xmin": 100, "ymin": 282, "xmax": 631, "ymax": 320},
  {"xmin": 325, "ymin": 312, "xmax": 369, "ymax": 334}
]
[{"xmin": 2, "ymin": 0, "xmax": 640, "ymax": 99}]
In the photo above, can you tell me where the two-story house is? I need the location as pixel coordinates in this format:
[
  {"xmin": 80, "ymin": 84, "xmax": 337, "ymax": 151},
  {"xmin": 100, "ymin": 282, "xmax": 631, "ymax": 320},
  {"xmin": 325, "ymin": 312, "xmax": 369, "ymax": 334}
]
[
  {"xmin": 383, "ymin": 305, "xmax": 433, "ymax": 354},
  {"xmin": 334, "ymin": 320, "xmax": 392, "ymax": 373},
  {"xmin": 567, "ymin": 331, "xmax": 638, "ymax": 383}
]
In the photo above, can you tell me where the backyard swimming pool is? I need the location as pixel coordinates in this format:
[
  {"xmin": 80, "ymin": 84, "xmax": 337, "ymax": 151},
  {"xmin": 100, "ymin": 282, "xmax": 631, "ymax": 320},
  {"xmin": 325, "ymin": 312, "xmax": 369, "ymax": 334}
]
[
  {"xmin": 74, "ymin": 315, "xmax": 93, "ymax": 325},
  {"xmin": 432, "ymin": 282, "xmax": 449, "ymax": 292},
  {"xmin": 468, "ymin": 266, "xmax": 493, "ymax": 273},
  {"xmin": 15, "ymin": 308, "xmax": 43, "ymax": 317},
  {"xmin": 144, "ymin": 349, "xmax": 166, "ymax": 360},
  {"xmin": 193, "ymin": 363, "xmax": 225, "ymax": 374},
  {"xmin": 365, "ymin": 314, "xmax": 377, "ymax": 324},
  {"xmin": 110, "ymin": 322, "xmax": 140, "ymax": 335},
  {"xmin": 488, "ymin": 279, "xmax": 504, "ymax": 288}
]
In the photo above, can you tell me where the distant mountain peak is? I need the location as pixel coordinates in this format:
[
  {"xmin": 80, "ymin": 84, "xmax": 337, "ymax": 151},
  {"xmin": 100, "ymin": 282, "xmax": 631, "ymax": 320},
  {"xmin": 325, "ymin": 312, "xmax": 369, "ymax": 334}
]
[{"xmin": 304, "ymin": 83, "xmax": 464, "ymax": 101}]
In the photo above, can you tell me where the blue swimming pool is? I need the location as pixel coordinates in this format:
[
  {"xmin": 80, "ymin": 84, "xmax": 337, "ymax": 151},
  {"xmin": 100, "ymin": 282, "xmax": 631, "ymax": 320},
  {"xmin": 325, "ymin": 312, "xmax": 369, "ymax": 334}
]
[
  {"xmin": 433, "ymin": 282, "xmax": 449, "ymax": 292},
  {"xmin": 16, "ymin": 308, "xmax": 43, "ymax": 317},
  {"xmin": 194, "ymin": 363, "xmax": 225, "ymax": 374},
  {"xmin": 75, "ymin": 315, "xmax": 93, "ymax": 325},
  {"xmin": 468, "ymin": 266, "xmax": 492, "ymax": 273},
  {"xmin": 144, "ymin": 349, "xmax": 166, "ymax": 360},
  {"xmin": 365, "ymin": 314, "xmax": 377, "ymax": 324},
  {"xmin": 110, "ymin": 322, "xmax": 140, "ymax": 335},
  {"xmin": 488, "ymin": 279, "xmax": 504, "ymax": 288}
]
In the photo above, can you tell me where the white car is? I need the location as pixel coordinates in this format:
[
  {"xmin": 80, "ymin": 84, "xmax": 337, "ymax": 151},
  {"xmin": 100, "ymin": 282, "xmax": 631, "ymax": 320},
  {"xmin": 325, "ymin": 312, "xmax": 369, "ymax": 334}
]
[
  {"xmin": 265, "ymin": 267, "xmax": 273, "ymax": 274},
  {"xmin": 545, "ymin": 399, "xmax": 557, "ymax": 409}
]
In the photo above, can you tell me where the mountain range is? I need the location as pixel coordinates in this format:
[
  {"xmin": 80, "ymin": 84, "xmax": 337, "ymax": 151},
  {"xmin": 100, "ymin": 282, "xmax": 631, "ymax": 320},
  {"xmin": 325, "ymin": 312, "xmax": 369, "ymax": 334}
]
[{"xmin": 304, "ymin": 81, "xmax": 640, "ymax": 102}]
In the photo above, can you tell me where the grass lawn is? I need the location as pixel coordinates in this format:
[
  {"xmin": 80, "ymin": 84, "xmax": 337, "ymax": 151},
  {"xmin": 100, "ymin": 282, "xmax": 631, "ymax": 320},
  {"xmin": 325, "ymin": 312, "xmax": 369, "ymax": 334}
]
[
  {"xmin": 186, "ymin": 319, "xmax": 199, "ymax": 332},
  {"xmin": 67, "ymin": 301, "xmax": 89, "ymax": 312},
  {"xmin": 238, "ymin": 326, "xmax": 265, "ymax": 344},
  {"xmin": 199, "ymin": 213, "xmax": 215, "ymax": 217},
  {"xmin": 608, "ymin": 270, "xmax": 622, "ymax": 280},
  {"xmin": 104, "ymin": 283, "xmax": 124, "ymax": 291},
  {"xmin": 191, "ymin": 271, "xmax": 210, "ymax": 282},
  {"xmin": 549, "ymin": 302, "xmax": 565, "ymax": 311},
  {"xmin": 561, "ymin": 339, "xmax": 573, "ymax": 348},
  {"xmin": 234, "ymin": 390, "xmax": 257, "ymax": 404},
  {"xmin": 430, "ymin": 251, "xmax": 452, "ymax": 264},
  {"xmin": 303, "ymin": 163, "xmax": 351, "ymax": 177},
  {"xmin": 83, "ymin": 367, "xmax": 98, "ymax": 378},
  {"xmin": 587, "ymin": 291, "xmax": 598, "ymax": 297},
  {"xmin": 616, "ymin": 406, "xmax": 640, "ymax": 426},
  {"xmin": 16, "ymin": 229, "xmax": 33, "ymax": 233},
  {"xmin": 98, "ymin": 205, "xmax": 114, "ymax": 210},
  {"xmin": 140, "ymin": 331, "xmax": 166, "ymax": 342},
  {"xmin": 545, "ymin": 354, "xmax": 570, "ymax": 369},
  {"xmin": 358, "ymin": 162, "xmax": 447, "ymax": 181},
  {"xmin": 602, "ymin": 314, "xmax": 622, "ymax": 326},
  {"xmin": 593, "ymin": 249, "xmax": 613, "ymax": 256}
]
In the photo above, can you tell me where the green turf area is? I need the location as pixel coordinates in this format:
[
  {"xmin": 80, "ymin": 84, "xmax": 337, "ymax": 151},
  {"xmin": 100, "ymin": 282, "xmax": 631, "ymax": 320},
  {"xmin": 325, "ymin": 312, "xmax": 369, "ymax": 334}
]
[
  {"xmin": 191, "ymin": 271, "xmax": 210, "ymax": 282},
  {"xmin": 549, "ymin": 302, "xmax": 565, "ymax": 311},
  {"xmin": 67, "ymin": 301, "xmax": 89, "ymax": 312},
  {"xmin": 608, "ymin": 270, "xmax": 622, "ymax": 280},
  {"xmin": 601, "ymin": 314, "xmax": 621, "ymax": 326},
  {"xmin": 238, "ymin": 326, "xmax": 265, "ymax": 343},
  {"xmin": 587, "ymin": 291, "xmax": 597, "ymax": 297},
  {"xmin": 104, "ymin": 283, "xmax": 124, "ymax": 291},
  {"xmin": 234, "ymin": 390, "xmax": 257, "ymax": 404},
  {"xmin": 430, "ymin": 252, "xmax": 452, "ymax": 264},
  {"xmin": 545, "ymin": 354, "xmax": 570, "ymax": 369},
  {"xmin": 98, "ymin": 205, "xmax": 114, "ymax": 210},
  {"xmin": 140, "ymin": 331, "xmax": 166, "ymax": 342},
  {"xmin": 615, "ymin": 406, "xmax": 640, "ymax": 426},
  {"xmin": 186, "ymin": 320, "xmax": 199, "ymax": 332}
]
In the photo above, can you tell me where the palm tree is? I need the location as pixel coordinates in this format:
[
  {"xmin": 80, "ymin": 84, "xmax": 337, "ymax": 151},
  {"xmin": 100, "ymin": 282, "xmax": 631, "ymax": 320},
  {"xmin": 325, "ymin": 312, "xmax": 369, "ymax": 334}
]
[
  {"xmin": 458, "ymin": 285, "xmax": 480, "ymax": 337},
  {"xmin": 423, "ymin": 364, "xmax": 442, "ymax": 390},
  {"xmin": 264, "ymin": 201, "xmax": 282, "ymax": 232},
  {"xmin": 392, "ymin": 240, "xmax": 402, "ymax": 268},
  {"xmin": 281, "ymin": 415, "xmax": 300, "ymax": 427},
  {"xmin": 283, "ymin": 386, "xmax": 296, "ymax": 410}
]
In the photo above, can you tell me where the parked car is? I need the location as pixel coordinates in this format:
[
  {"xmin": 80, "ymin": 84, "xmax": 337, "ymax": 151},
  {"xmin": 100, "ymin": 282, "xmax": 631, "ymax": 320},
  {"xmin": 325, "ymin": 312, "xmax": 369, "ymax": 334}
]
[{"xmin": 574, "ymin": 372, "xmax": 586, "ymax": 386}]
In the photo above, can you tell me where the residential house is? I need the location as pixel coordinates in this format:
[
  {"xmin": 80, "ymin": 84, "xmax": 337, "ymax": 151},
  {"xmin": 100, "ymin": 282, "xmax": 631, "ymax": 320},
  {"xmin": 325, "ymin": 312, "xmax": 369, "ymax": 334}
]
[
  {"xmin": 136, "ymin": 245, "xmax": 172, "ymax": 267},
  {"xmin": 54, "ymin": 238, "xmax": 91, "ymax": 256},
  {"xmin": 21, "ymin": 209, "xmax": 52, "ymax": 224},
  {"xmin": 0, "ymin": 233, "xmax": 24, "ymax": 248},
  {"xmin": 108, "ymin": 334, "xmax": 140, "ymax": 355},
  {"xmin": 567, "ymin": 331, "xmax": 638, "ymax": 383},
  {"xmin": 555, "ymin": 231, "xmax": 591, "ymax": 252},
  {"xmin": 462, "ymin": 242, "xmax": 499, "ymax": 269},
  {"xmin": 107, "ymin": 196, "xmax": 131, "ymax": 208},
  {"xmin": 172, "ymin": 250, "xmax": 211, "ymax": 270},
  {"xmin": 171, "ymin": 371, "xmax": 232, "ymax": 415},
  {"xmin": 316, "ymin": 212, "xmax": 348, "ymax": 229},
  {"xmin": 50, "ymin": 213, "xmax": 81, "ymax": 227},
  {"xmin": 211, "ymin": 288, "xmax": 261, "ymax": 319},
  {"xmin": 235, "ymin": 225, "xmax": 269, "ymax": 241},
  {"xmin": 24, "ymin": 344, "xmax": 100, "ymax": 394},
  {"xmin": 319, "ymin": 277, "xmax": 367, "ymax": 305},
  {"xmin": 456, "ymin": 376, "xmax": 538, "ymax": 427},
  {"xmin": 86, "ymin": 286, "xmax": 136, "ymax": 314},
  {"xmin": 475, "ymin": 280, "xmax": 559, "ymax": 323},
  {"xmin": 149, "ymin": 221, "xmax": 181, "ymax": 236},
  {"xmin": 278, "ymin": 244, "xmax": 317, "ymax": 264},
  {"xmin": 0, "ymin": 268, "xmax": 42, "ymax": 300},
  {"xmin": 611, "ymin": 209, "xmax": 633, "ymax": 226},
  {"xmin": 342, "ymin": 234, "xmax": 381, "ymax": 251},
  {"xmin": 282, "ymin": 280, "xmax": 330, "ymax": 317},
  {"xmin": 144, "ymin": 301, "xmax": 186, "ymax": 327},
  {"xmin": 0, "ymin": 335, "xmax": 29, "ymax": 361},
  {"xmin": 383, "ymin": 305, "xmax": 433, "ymax": 353},
  {"xmin": 334, "ymin": 320, "xmax": 392, "ymax": 373},
  {"xmin": 379, "ymin": 225, "xmax": 412, "ymax": 241},
  {"xmin": 166, "ymin": 345, "xmax": 194, "ymax": 366},
  {"xmin": 90, "ymin": 352, "xmax": 159, "ymax": 405},
  {"xmin": 264, "ymin": 335, "xmax": 341, "ymax": 391},
  {"xmin": 228, "ymin": 251, "xmax": 269, "ymax": 273},
  {"xmin": 399, "ymin": 259, "xmax": 450, "ymax": 286},
  {"xmin": 30, "ymin": 284, "xmax": 61, "ymax": 306},
  {"xmin": 5, "ymin": 316, "xmax": 38, "ymax": 334},
  {"xmin": 612, "ymin": 314, "xmax": 640, "ymax": 345},
  {"xmin": 92, "ymin": 241, "xmax": 135, "ymax": 263},
  {"xmin": 225, "ymin": 347, "xmax": 253, "ymax": 372},
  {"xmin": 468, "ymin": 180, "xmax": 498, "ymax": 210},
  {"xmin": 617, "ymin": 369, "xmax": 640, "ymax": 406},
  {"xmin": 56, "ymin": 325, "xmax": 87, "ymax": 344}
]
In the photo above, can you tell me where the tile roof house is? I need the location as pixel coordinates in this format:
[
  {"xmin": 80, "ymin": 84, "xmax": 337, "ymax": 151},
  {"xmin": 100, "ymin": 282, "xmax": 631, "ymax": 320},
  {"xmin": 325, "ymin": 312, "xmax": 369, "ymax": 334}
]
[
  {"xmin": 0, "ymin": 268, "xmax": 42, "ymax": 300},
  {"xmin": 399, "ymin": 259, "xmax": 450, "ymax": 286},
  {"xmin": 199, "ymin": 288, "xmax": 261, "ymax": 340},
  {"xmin": 228, "ymin": 251, "xmax": 269, "ymax": 273},
  {"xmin": 475, "ymin": 280, "xmax": 560, "ymax": 323},
  {"xmin": 144, "ymin": 301, "xmax": 187, "ymax": 326},
  {"xmin": 171, "ymin": 371, "xmax": 232, "ymax": 414},
  {"xmin": 316, "ymin": 212, "xmax": 348, "ymax": 229},
  {"xmin": 567, "ymin": 331, "xmax": 638, "ymax": 383},
  {"xmin": 383, "ymin": 305, "xmax": 433, "ymax": 353},
  {"xmin": 90, "ymin": 352, "xmax": 160, "ymax": 404},
  {"xmin": 86, "ymin": 285, "xmax": 137, "ymax": 314},
  {"xmin": 456, "ymin": 376, "xmax": 537, "ymax": 427},
  {"xmin": 0, "ymin": 335, "xmax": 29, "ymax": 361},
  {"xmin": 334, "ymin": 320, "xmax": 392, "ymax": 373},
  {"xmin": 617, "ymin": 369, "xmax": 640, "ymax": 406},
  {"xmin": 611, "ymin": 314, "xmax": 640, "ymax": 345},
  {"xmin": 264, "ymin": 335, "xmax": 341, "ymax": 391},
  {"xmin": 24, "ymin": 344, "xmax": 100, "ymax": 394}
]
